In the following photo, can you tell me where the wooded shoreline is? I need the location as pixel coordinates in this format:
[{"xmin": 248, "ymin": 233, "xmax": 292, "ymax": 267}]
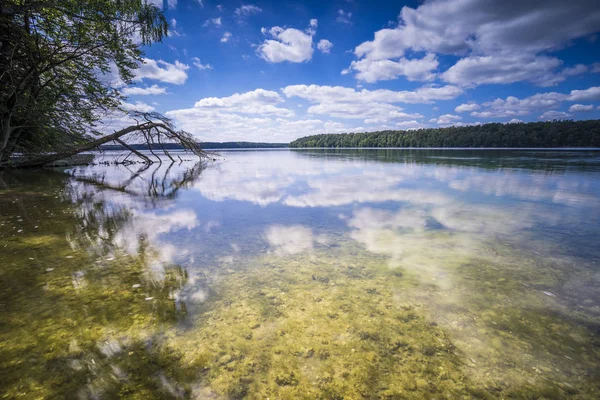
[{"xmin": 290, "ymin": 120, "xmax": 600, "ymax": 148}]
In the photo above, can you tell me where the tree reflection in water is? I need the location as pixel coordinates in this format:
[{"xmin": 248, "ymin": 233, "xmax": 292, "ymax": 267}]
[
  {"xmin": 2, "ymin": 151, "xmax": 600, "ymax": 398},
  {"xmin": 0, "ymin": 162, "xmax": 204, "ymax": 398}
]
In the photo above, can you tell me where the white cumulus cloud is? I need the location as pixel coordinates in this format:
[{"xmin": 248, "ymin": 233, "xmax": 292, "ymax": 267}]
[
  {"xmin": 539, "ymin": 110, "xmax": 571, "ymax": 120},
  {"xmin": 317, "ymin": 39, "xmax": 333, "ymax": 54},
  {"xmin": 165, "ymin": 109, "xmax": 361, "ymax": 143},
  {"xmin": 134, "ymin": 58, "xmax": 189, "ymax": 85},
  {"xmin": 344, "ymin": 53, "xmax": 439, "ymax": 83},
  {"xmin": 283, "ymin": 84, "xmax": 466, "ymax": 124},
  {"xmin": 221, "ymin": 31, "xmax": 232, "ymax": 43},
  {"xmin": 455, "ymin": 103, "xmax": 480, "ymax": 113},
  {"xmin": 568, "ymin": 104, "xmax": 594, "ymax": 112},
  {"xmin": 347, "ymin": 0, "xmax": 600, "ymax": 85},
  {"xmin": 441, "ymin": 54, "xmax": 564, "ymax": 87},
  {"xmin": 189, "ymin": 89, "xmax": 294, "ymax": 117},
  {"xmin": 282, "ymin": 84, "xmax": 463, "ymax": 105},
  {"xmin": 395, "ymin": 120, "xmax": 423, "ymax": 129},
  {"xmin": 120, "ymin": 101, "xmax": 155, "ymax": 113},
  {"xmin": 471, "ymin": 92, "xmax": 564, "ymax": 118},
  {"xmin": 258, "ymin": 25, "xmax": 314, "ymax": 63},
  {"xmin": 567, "ymin": 86, "xmax": 600, "ymax": 102},
  {"xmin": 430, "ymin": 114, "xmax": 462, "ymax": 126},
  {"xmin": 355, "ymin": 0, "xmax": 600, "ymax": 59},
  {"xmin": 164, "ymin": 86, "xmax": 460, "ymax": 142},
  {"xmin": 469, "ymin": 86, "xmax": 600, "ymax": 118},
  {"xmin": 309, "ymin": 102, "xmax": 422, "ymax": 121},
  {"xmin": 122, "ymin": 85, "xmax": 167, "ymax": 96},
  {"xmin": 563, "ymin": 64, "xmax": 588, "ymax": 76}
]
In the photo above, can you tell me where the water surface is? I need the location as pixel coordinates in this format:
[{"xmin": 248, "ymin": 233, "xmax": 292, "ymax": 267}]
[{"xmin": 1, "ymin": 149, "xmax": 599, "ymax": 398}]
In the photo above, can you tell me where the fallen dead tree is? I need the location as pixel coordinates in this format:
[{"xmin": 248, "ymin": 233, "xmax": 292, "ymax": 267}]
[{"xmin": 2, "ymin": 113, "xmax": 210, "ymax": 169}]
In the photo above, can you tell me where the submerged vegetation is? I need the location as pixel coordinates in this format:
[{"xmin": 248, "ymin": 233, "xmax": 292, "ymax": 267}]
[
  {"xmin": 2, "ymin": 155, "xmax": 599, "ymax": 398},
  {"xmin": 289, "ymin": 120, "xmax": 600, "ymax": 148},
  {"xmin": 170, "ymin": 243, "xmax": 600, "ymax": 399},
  {"xmin": 0, "ymin": 169, "xmax": 193, "ymax": 397}
]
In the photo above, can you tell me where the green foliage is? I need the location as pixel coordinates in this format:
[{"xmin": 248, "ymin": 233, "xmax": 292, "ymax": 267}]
[
  {"xmin": 0, "ymin": 0, "xmax": 168, "ymax": 160},
  {"xmin": 289, "ymin": 120, "xmax": 600, "ymax": 148}
]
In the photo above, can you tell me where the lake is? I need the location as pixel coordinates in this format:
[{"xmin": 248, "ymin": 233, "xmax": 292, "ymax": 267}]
[{"xmin": 1, "ymin": 149, "xmax": 599, "ymax": 399}]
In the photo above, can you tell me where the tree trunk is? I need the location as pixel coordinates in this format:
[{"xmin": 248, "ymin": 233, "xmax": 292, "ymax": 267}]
[
  {"xmin": 0, "ymin": 113, "xmax": 13, "ymax": 160},
  {"xmin": 5, "ymin": 122, "xmax": 163, "ymax": 168}
]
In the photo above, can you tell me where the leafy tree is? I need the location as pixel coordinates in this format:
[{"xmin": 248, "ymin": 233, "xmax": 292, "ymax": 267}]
[
  {"xmin": 0, "ymin": 0, "xmax": 203, "ymax": 167},
  {"xmin": 289, "ymin": 120, "xmax": 600, "ymax": 149}
]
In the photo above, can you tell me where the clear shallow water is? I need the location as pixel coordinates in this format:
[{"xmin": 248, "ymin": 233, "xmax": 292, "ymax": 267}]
[{"xmin": 1, "ymin": 149, "xmax": 599, "ymax": 399}]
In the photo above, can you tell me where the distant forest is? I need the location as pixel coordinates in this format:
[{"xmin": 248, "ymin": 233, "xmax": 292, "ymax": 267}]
[
  {"xmin": 289, "ymin": 120, "xmax": 600, "ymax": 148},
  {"xmin": 101, "ymin": 142, "xmax": 288, "ymax": 150}
]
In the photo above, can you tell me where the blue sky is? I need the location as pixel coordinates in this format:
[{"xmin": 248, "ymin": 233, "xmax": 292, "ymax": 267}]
[{"xmin": 114, "ymin": 0, "xmax": 600, "ymax": 142}]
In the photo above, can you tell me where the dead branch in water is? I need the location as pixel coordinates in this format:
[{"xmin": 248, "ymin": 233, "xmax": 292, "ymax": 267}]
[{"xmin": 3, "ymin": 112, "xmax": 210, "ymax": 169}]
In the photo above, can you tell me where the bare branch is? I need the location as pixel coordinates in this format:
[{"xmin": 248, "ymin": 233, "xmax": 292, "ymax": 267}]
[
  {"xmin": 115, "ymin": 138, "xmax": 152, "ymax": 164},
  {"xmin": 5, "ymin": 113, "xmax": 209, "ymax": 168}
]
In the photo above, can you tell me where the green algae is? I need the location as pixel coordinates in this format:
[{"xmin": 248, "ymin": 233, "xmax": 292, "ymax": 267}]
[
  {"xmin": 162, "ymin": 238, "xmax": 600, "ymax": 399},
  {"xmin": 1, "ymin": 166, "xmax": 600, "ymax": 399},
  {"xmin": 343, "ymin": 219, "xmax": 600, "ymax": 397},
  {"xmin": 0, "ymin": 171, "xmax": 193, "ymax": 398},
  {"xmin": 167, "ymin": 251, "xmax": 475, "ymax": 398}
]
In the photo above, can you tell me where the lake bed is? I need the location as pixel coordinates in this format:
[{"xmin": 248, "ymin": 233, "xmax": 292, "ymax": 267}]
[{"xmin": 1, "ymin": 149, "xmax": 599, "ymax": 398}]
